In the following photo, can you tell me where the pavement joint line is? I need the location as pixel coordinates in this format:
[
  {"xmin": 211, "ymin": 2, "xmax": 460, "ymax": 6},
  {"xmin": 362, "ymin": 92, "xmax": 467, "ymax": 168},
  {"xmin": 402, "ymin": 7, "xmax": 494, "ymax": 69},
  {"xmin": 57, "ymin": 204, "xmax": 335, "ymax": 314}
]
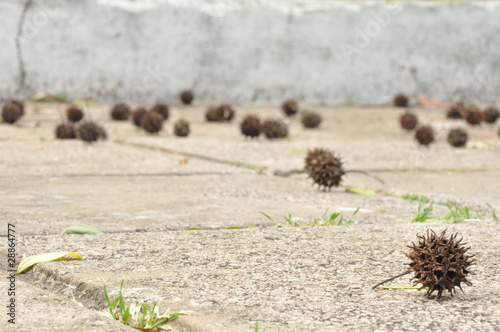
[
  {"xmin": 0, "ymin": 171, "xmax": 256, "ymax": 180},
  {"xmin": 114, "ymin": 140, "xmax": 268, "ymax": 173}
]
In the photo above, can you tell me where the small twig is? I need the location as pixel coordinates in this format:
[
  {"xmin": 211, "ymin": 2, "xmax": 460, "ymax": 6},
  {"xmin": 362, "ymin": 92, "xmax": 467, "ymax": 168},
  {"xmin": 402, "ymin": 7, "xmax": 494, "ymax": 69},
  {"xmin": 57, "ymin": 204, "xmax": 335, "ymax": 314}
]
[
  {"xmin": 345, "ymin": 170, "xmax": 385, "ymax": 185},
  {"xmin": 372, "ymin": 270, "xmax": 411, "ymax": 290}
]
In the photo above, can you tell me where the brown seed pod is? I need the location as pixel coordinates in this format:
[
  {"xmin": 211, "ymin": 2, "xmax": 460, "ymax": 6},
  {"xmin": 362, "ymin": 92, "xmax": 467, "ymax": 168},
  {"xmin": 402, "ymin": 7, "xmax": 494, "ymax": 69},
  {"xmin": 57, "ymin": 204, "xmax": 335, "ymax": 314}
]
[
  {"xmin": 399, "ymin": 112, "xmax": 418, "ymax": 131},
  {"xmin": 76, "ymin": 121, "xmax": 107, "ymax": 142},
  {"xmin": 180, "ymin": 90, "xmax": 194, "ymax": 105},
  {"xmin": 306, "ymin": 150, "xmax": 345, "ymax": 190},
  {"xmin": 151, "ymin": 103, "xmax": 169, "ymax": 120},
  {"xmin": 55, "ymin": 123, "xmax": 77, "ymax": 139},
  {"xmin": 141, "ymin": 111, "xmax": 164, "ymax": 134},
  {"xmin": 111, "ymin": 103, "xmax": 131, "ymax": 121},
  {"xmin": 407, "ymin": 229, "xmax": 474, "ymax": 299},
  {"xmin": 205, "ymin": 106, "xmax": 225, "ymax": 122},
  {"xmin": 464, "ymin": 105, "xmax": 483, "ymax": 125},
  {"xmin": 131, "ymin": 108, "xmax": 148, "ymax": 127},
  {"xmin": 415, "ymin": 125, "xmax": 435, "ymax": 146},
  {"xmin": 1, "ymin": 100, "xmax": 24, "ymax": 124},
  {"xmin": 261, "ymin": 119, "xmax": 288, "ymax": 139},
  {"xmin": 281, "ymin": 99, "xmax": 299, "ymax": 116},
  {"xmin": 301, "ymin": 111, "xmax": 322, "ymax": 128},
  {"xmin": 174, "ymin": 119, "xmax": 190, "ymax": 137},
  {"xmin": 482, "ymin": 106, "xmax": 499, "ymax": 124},
  {"xmin": 240, "ymin": 115, "xmax": 261, "ymax": 138},
  {"xmin": 447, "ymin": 128, "xmax": 468, "ymax": 148},
  {"xmin": 393, "ymin": 94, "xmax": 409, "ymax": 107},
  {"xmin": 305, "ymin": 148, "xmax": 333, "ymax": 173},
  {"xmin": 446, "ymin": 103, "xmax": 465, "ymax": 119},
  {"xmin": 66, "ymin": 106, "xmax": 84, "ymax": 123}
]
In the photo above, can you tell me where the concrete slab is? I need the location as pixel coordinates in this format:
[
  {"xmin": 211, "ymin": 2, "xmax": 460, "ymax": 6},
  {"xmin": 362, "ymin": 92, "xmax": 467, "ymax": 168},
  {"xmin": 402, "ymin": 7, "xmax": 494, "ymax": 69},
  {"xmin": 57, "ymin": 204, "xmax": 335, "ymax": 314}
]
[{"xmin": 12, "ymin": 223, "xmax": 500, "ymax": 331}]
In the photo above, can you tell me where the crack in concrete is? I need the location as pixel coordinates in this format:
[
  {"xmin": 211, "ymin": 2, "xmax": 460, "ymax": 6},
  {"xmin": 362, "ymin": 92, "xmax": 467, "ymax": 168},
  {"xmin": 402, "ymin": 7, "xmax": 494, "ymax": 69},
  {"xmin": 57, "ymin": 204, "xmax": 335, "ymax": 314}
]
[{"xmin": 15, "ymin": 0, "xmax": 32, "ymax": 96}]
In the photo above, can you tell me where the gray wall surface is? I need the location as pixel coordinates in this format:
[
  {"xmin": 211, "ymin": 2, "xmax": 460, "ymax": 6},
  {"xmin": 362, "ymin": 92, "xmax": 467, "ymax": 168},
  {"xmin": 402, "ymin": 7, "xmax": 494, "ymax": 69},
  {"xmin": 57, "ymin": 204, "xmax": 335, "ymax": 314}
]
[{"xmin": 1, "ymin": 0, "xmax": 499, "ymax": 104}]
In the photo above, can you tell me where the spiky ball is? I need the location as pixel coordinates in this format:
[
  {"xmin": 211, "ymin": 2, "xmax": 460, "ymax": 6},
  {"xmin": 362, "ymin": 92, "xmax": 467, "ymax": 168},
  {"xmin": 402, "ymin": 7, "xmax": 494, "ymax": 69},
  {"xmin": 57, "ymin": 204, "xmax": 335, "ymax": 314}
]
[
  {"xmin": 305, "ymin": 148, "xmax": 333, "ymax": 173},
  {"xmin": 205, "ymin": 106, "xmax": 225, "ymax": 122},
  {"xmin": 447, "ymin": 128, "xmax": 468, "ymax": 148},
  {"xmin": 1, "ymin": 100, "xmax": 23, "ymax": 124},
  {"xmin": 111, "ymin": 103, "xmax": 131, "ymax": 121},
  {"xmin": 55, "ymin": 123, "xmax": 76, "ymax": 139},
  {"xmin": 180, "ymin": 90, "xmax": 194, "ymax": 105},
  {"xmin": 66, "ymin": 106, "xmax": 84, "ymax": 123},
  {"xmin": 281, "ymin": 99, "xmax": 299, "ymax": 116},
  {"xmin": 415, "ymin": 125, "xmax": 435, "ymax": 146},
  {"xmin": 306, "ymin": 149, "xmax": 345, "ymax": 190},
  {"xmin": 447, "ymin": 103, "xmax": 465, "ymax": 119},
  {"xmin": 482, "ymin": 106, "xmax": 499, "ymax": 124},
  {"xmin": 393, "ymin": 94, "xmax": 409, "ymax": 107},
  {"xmin": 174, "ymin": 119, "xmax": 190, "ymax": 137},
  {"xmin": 141, "ymin": 111, "xmax": 164, "ymax": 134},
  {"xmin": 131, "ymin": 108, "xmax": 148, "ymax": 127},
  {"xmin": 407, "ymin": 229, "xmax": 474, "ymax": 299},
  {"xmin": 240, "ymin": 115, "xmax": 261, "ymax": 138},
  {"xmin": 399, "ymin": 112, "xmax": 418, "ymax": 131},
  {"xmin": 151, "ymin": 103, "xmax": 169, "ymax": 120},
  {"xmin": 261, "ymin": 119, "xmax": 288, "ymax": 139},
  {"xmin": 301, "ymin": 111, "xmax": 322, "ymax": 128},
  {"xmin": 464, "ymin": 105, "xmax": 482, "ymax": 126},
  {"xmin": 76, "ymin": 121, "xmax": 107, "ymax": 142}
]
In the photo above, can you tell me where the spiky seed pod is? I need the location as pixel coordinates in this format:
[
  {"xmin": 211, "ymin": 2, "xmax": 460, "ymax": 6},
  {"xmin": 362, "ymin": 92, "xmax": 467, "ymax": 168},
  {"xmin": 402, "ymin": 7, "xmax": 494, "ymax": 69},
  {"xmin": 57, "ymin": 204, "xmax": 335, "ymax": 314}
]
[
  {"xmin": 407, "ymin": 229, "xmax": 474, "ymax": 299},
  {"xmin": 307, "ymin": 151, "xmax": 345, "ymax": 190},
  {"xmin": 399, "ymin": 112, "xmax": 418, "ymax": 131},
  {"xmin": 415, "ymin": 125, "xmax": 435, "ymax": 146},
  {"xmin": 174, "ymin": 119, "xmax": 190, "ymax": 137},
  {"xmin": 464, "ymin": 105, "xmax": 483, "ymax": 126},
  {"xmin": 140, "ymin": 111, "xmax": 164, "ymax": 134},
  {"xmin": 180, "ymin": 90, "xmax": 194, "ymax": 105},
  {"xmin": 76, "ymin": 121, "xmax": 107, "ymax": 143},
  {"xmin": 393, "ymin": 94, "xmax": 409, "ymax": 107},
  {"xmin": 151, "ymin": 103, "xmax": 169, "ymax": 120},
  {"xmin": 281, "ymin": 99, "xmax": 299, "ymax": 116},
  {"xmin": 261, "ymin": 119, "xmax": 288, "ymax": 139},
  {"xmin": 447, "ymin": 128, "xmax": 468, "ymax": 148},
  {"xmin": 1, "ymin": 100, "xmax": 23, "ymax": 124},
  {"xmin": 446, "ymin": 103, "xmax": 465, "ymax": 119},
  {"xmin": 131, "ymin": 108, "xmax": 148, "ymax": 127},
  {"xmin": 111, "ymin": 103, "xmax": 131, "ymax": 121},
  {"xmin": 55, "ymin": 123, "xmax": 77, "ymax": 139},
  {"xmin": 240, "ymin": 115, "xmax": 261, "ymax": 138},
  {"xmin": 482, "ymin": 106, "xmax": 499, "ymax": 124},
  {"xmin": 66, "ymin": 106, "xmax": 84, "ymax": 123},
  {"xmin": 301, "ymin": 111, "xmax": 322, "ymax": 128},
  {"xmin": 305, "ymin": 148, "xmax": 333, "ymax": 173},
  {"xmin": 205, "ymin": 106, "xmax": 225, "ymax": 122},
  {"xmin": 5, "ymin": 99, "xmax": 24, "ymax": 116}
]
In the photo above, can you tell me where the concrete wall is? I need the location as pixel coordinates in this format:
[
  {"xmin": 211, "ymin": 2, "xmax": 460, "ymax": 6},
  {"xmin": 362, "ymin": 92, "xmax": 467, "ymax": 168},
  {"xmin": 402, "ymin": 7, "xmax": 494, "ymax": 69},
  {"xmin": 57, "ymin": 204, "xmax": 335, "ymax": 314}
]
[{"xmin": 1, "ymin": 0, "xmax": 499, "ymax": 104}]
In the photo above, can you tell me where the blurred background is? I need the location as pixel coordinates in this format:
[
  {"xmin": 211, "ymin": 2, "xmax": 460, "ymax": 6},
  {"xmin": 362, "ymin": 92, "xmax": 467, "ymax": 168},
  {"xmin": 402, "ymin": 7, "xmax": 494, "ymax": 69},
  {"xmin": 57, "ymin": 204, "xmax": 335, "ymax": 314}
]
[{"xmin": 1, "ymin": 0, "xmax": 499, "ymax": 105}]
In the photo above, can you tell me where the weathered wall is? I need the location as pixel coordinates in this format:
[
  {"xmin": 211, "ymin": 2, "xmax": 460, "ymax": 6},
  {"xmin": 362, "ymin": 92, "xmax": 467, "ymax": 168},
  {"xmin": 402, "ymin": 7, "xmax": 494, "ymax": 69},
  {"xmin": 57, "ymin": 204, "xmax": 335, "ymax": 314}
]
[{"xmin": 0, "ymin": 0, "xmax": 499, "ymax": 104}]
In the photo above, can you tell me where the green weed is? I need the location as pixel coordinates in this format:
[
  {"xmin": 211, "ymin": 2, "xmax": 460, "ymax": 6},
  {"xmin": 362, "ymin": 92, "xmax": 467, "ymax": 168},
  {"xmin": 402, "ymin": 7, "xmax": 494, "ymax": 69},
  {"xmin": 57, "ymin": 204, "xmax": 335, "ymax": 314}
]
[
  {"xmin": 259, "ymin": 208, "xmax": 359, "ymax": 227},
  {"xmin": 103, "ymin": 279, "xmax": 188, "ymax": 331},
  {"xmin": 401, "ymin": 194, "xmax": 430, "ymax": 203},
  {"xmin": 410, "ymin": 197, "xmax": 434, "ymax": 222}
]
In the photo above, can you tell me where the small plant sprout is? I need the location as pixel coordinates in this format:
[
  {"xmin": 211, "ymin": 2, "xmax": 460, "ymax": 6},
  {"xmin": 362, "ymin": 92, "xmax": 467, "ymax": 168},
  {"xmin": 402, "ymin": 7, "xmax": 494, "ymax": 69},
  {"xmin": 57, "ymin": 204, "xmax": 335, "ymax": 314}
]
[
  {"xmin": 103, "ymin": 279, "xmax": 188, "ymax": 331},
  {"xmin": 259, "ymin": 208, "xmax": 359, "ymax": 227},
  {"xmin": 410, "ymin": 197, "xmax": 434, "ymax": 222},
  {"xmin": 401, "ymin": 194, "xmax": 430, "ymax": 203}
]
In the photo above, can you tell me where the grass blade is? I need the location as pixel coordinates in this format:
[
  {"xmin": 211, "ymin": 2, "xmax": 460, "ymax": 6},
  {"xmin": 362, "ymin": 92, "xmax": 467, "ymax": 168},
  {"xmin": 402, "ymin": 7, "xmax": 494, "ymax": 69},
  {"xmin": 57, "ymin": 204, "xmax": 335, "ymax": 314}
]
[
  {"xmin": 61, "ymin": 225, "xmax": 103, "ymax": 235},
  {"xmin": 17, "ymin": 252, "xmax": 82, "ymax": 274}
]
